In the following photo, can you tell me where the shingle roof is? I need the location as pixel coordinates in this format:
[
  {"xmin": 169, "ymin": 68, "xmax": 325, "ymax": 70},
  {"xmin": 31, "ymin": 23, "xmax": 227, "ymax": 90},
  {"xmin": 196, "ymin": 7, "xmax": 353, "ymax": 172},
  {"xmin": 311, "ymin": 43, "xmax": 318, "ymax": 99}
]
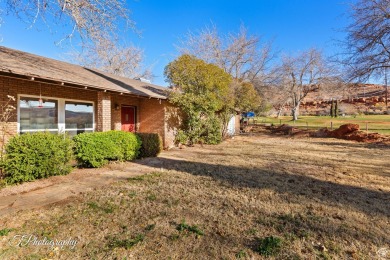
[{"xmin": 0, "ymin": 46, "xmax": 168, "ymax": 99}]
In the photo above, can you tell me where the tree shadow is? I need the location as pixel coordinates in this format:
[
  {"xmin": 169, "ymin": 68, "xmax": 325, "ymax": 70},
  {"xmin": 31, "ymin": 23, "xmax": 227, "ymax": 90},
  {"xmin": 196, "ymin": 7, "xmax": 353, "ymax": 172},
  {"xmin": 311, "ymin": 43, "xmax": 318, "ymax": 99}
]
[{"xmin": 135, "ymin": 157, "xmax": 390, "ymax": 218}]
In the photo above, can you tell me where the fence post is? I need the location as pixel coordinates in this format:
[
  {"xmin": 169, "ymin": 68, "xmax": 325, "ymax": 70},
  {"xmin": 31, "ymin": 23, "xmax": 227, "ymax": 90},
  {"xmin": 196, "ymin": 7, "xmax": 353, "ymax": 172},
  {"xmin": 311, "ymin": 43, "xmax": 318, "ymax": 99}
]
[{"xmin": 331, "ymin": 121, "xmax": 333, "ymax": 130}]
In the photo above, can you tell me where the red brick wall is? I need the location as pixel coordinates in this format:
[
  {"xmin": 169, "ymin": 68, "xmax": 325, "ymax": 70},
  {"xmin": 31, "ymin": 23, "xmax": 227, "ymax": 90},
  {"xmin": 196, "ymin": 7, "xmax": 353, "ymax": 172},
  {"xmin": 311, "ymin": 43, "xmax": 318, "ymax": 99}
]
[
  {"xmin": 96, "ymin": 92, "xmax": 111, "ymax": 132},
  {"xmin": 0, "ymin": 77, "xmax": 98, "ymax": 136},
  {"xmin": 164, "ymin": 103, "xmax": 181, "ymax": 147},
  {"xmin": 0, "ymin": 76, "xmax": 175, "ymax": 148},
  {"xmin": 139, "ymin": 98, "xmax": 165, "ymax": 144}
]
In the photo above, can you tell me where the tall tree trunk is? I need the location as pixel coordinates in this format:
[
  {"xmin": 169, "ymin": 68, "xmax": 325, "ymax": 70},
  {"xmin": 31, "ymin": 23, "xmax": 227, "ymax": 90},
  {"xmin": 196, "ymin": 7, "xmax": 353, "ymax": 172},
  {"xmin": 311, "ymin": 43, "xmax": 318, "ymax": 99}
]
[
  {"xmin": 330, "ymin": 99, "xmax": 334, "ymax": 117},
  {"xmin": 330, "ymin": 100, "xmax": 333, "ymax": 117},
  {"xmin": 292, "ymin": 105, "xmax": 299, "ymax": 121},
  {"xmin": 276, "ymin": 103, "xmax": 286, "ymax": 118}
]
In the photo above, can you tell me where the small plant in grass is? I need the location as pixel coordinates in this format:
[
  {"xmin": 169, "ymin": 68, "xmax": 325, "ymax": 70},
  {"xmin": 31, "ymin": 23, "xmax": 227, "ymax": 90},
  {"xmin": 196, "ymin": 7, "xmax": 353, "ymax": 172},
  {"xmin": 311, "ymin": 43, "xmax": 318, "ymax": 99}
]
[
  {"xmin": 247, "ymin": 228, "xmax": 258, "ymax": 235},
  {"xmin": 236, "ymin": 249, "xmax": 247, "ymax": 259},
  {"xmin": 169, "ymin": 234, "xmax": 180, "ymax": 241},
  {"xmin": 276, "ymin": 213, "xmax": 311, "ymax": 239},
  {"xmin": 128, "ymin": 175, "xmax": 146, "ymax": 182},
  {"xmin": 102, "ymin": 204, "xmax": 116, "ymax": 214},
  {"xmin": 107, "ymin": 234, "xmax": 144, "ymax": 249},
  {"xmin": 257, "ymin": 236, "xmax": 282, "ymax": 257},
  {"xmin": 25, "ymin": 254, "xmax": 43, "ymax": 260},
  {"xmin": 87, "ymin": 201, "xmax": 116, "ymax": 214},
  {"xmin": 176, "ymin": 219, "xmax": 204, "ymax": 237},
  {"xmin": 0, "ymin": 228, "xmax": 14, "ymax": 236},
  {"xmin": 145, "ymin": 224, "xmax": 155, "ymax": 231},
  {"xmin": 128, "ymin": 191, "xmax": 137, "ymax": 198},
  {"xmin": 146, "ymin": 193, "xmax": 157, "ymax": 201},
  {"xmin": 87, "ymin": 201, "xmax": 100, "ymax": 210},
  {"xmin": 128, "ymin": 172, "xmax": 162, "ymax": 183}
]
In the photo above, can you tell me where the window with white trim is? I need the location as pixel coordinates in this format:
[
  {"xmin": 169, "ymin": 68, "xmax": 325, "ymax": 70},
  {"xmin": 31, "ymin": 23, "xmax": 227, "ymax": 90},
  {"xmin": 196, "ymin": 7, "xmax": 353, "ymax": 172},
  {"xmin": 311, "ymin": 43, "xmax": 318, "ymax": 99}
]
[
  {"xmin": 65, "ymin": 101, "xmax": 94, "ymax": 136},
  {"xmin": 19, "ymin": 97, "xmax": 58, "ymax": 133},
  {"xmin": 18, "ymin": 95, "xmax": 94, "ymax": 136}
]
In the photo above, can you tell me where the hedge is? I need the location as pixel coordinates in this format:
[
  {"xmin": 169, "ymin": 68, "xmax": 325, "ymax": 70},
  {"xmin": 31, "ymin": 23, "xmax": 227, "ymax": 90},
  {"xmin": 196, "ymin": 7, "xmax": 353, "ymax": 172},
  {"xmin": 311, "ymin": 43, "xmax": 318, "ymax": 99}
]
[
  {"xmin": 73, "ymin": 131, "xmax": 141, "ymax": 168},
  {"xmin": 137, "ymin": 133, "xmax": 163, "ymax": 158},
  {"xmin": 1, "ymin": 132, "xmax": 73, "ymax": 184}
]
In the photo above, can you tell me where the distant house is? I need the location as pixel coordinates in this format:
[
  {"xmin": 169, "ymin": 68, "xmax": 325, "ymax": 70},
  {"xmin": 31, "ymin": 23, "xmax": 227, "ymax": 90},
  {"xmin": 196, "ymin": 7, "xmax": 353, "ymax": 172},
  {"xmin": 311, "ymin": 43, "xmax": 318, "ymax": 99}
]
[{"xmin": 0, "ymin": 46, "xmax": 176, "ymax": 148}]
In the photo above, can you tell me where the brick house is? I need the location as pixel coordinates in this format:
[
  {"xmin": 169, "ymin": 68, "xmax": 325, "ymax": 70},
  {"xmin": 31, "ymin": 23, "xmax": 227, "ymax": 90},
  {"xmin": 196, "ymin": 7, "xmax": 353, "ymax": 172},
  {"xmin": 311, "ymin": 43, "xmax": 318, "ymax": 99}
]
[{"xmin": 0, "ymin": 46, "xmax": 177, "ymax": 148}]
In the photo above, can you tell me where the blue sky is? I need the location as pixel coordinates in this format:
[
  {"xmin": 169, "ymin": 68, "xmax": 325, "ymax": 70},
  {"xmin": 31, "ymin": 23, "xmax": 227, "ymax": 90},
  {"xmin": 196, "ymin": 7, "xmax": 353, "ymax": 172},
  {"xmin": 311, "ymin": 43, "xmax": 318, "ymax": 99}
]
[{"xmin": 0, "ymin": 0, "xmax": 354, "ymax": 86}]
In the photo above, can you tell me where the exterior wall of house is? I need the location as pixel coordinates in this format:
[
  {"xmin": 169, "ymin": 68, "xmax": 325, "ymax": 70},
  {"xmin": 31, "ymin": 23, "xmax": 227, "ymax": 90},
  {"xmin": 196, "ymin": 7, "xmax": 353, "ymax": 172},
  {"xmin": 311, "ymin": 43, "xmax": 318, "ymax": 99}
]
[
  {"xmin": 164, "ymin": 103, "xmax": 180, "ymax": 148},
  {"xmin": 0, "ymin": 76, "xmax": 175, "ymax": 149},
  {"xmin": 139, "ymin": 98, "xmax": 166, "ymax": 147},
  {"xmin": 96, "ymin": 92, "xmax": 111, "ymax": 132},
  {"xmin": 0, "ymin": 76, "xmax": 98, "ymax": 137}
]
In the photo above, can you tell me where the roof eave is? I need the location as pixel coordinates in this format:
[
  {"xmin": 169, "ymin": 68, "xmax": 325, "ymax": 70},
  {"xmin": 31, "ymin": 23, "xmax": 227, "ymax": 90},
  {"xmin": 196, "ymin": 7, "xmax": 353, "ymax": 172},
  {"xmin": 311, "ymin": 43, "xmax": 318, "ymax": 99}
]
[{"xmin": 0, "ymin": 70, "xmax": 167, "ymax": 100}]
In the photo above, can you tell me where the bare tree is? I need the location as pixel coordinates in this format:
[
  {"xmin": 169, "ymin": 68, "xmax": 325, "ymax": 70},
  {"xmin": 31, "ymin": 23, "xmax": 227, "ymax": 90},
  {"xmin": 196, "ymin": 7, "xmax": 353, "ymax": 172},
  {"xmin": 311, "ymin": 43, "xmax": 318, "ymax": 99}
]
[
  {"xmin": 72, "ymin": 39, "xmax": 152, "ymax": 79},
  {"xmin": 1, "ymin": 0, "xmax": 134, "ymax": 45},
  {"xmin": 179, "ymin": 24, "xmax": 274, "ymax": 86},
  {"xmin": 343, "ymin": 0, "xmax": 390, "ymax": 81},
  {"xmin": 279, "ymin": 49, "xmax": 339, "ymax": 121},
  {"xmin": 343, "ymin": 0, "xmax": 390, "ymax": 107}
]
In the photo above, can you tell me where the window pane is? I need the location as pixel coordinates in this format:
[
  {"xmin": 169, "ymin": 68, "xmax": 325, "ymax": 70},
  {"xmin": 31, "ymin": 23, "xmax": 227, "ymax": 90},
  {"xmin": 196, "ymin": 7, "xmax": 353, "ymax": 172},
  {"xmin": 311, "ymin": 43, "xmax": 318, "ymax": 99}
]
[
  {"xmin": 65, "ymin": 101, "xmax": 93, "ymax": 129},
  {"xmin": 19, "ymin": 97, "xmax": 58, "ymax": 131}
]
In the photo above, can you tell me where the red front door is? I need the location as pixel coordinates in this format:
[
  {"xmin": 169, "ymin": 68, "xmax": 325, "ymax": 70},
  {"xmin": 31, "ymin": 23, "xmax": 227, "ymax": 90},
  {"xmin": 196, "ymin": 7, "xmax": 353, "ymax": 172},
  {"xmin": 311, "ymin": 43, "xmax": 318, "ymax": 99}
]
[{"xmin": 121, "ymin": 106, "xmax": 135, "ymax": 132}]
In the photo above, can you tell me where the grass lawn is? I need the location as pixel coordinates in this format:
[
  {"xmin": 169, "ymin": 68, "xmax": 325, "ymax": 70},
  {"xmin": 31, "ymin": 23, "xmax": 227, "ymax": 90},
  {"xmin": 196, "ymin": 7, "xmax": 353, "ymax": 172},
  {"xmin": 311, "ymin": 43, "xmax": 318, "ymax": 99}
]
[
  {"xmin": 0, "ymin": 134, "xmax": 389, "ymax": 259},
  {"xmin": 255, "ymin": 115, "xmax": 390, "ymax": 135}
]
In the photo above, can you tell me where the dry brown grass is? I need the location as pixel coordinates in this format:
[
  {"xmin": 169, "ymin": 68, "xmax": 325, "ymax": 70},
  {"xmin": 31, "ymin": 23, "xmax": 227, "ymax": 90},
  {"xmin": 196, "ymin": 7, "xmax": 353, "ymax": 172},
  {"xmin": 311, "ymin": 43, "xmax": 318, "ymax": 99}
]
[{"xmin": 0, "ymin": 134, "xmax": 389, "ymax": 259}]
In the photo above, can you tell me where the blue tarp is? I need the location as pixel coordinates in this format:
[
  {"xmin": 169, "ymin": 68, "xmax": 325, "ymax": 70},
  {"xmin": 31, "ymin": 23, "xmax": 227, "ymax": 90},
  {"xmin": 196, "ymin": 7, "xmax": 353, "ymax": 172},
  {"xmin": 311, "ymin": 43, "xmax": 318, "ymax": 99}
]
[{"xmin": 242, "ymin": 111, "xmax": 255, "ymax": 118}]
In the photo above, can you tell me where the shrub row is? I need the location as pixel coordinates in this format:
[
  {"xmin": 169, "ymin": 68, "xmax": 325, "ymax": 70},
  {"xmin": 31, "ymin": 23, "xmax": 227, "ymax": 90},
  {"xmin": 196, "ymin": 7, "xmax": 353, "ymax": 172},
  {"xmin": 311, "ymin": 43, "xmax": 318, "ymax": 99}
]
[
  {"xmin": 73, "ymin": 131, "xmax": 142, "ymax": 168},
  {"xmin": 1, "ymin": 131, "xmax": 162, "ymax": 184},
  {"xmin": 1, "ymin": 132, "xmax": 73, "ymax": 184}
]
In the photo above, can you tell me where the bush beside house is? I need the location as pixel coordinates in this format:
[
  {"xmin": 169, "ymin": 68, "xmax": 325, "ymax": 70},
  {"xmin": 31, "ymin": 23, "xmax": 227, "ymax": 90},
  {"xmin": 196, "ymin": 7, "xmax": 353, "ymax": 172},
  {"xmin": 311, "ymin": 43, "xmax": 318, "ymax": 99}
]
[
  {"xmin": 137, "ymin": 133, "xmax": 163, "ymax": 158},
  {"xmin": 0, "ymin": 131, "xmax": 164, "ymax": 185},
  {"xmin": 164, "ymin": 55, "xmax": 261, "ymax": 145},
  {"xmin": 73, "ymin": 131, "xmax": 141, "ymax": 168},
  {"xmin": 1, "ymin": 132, "xmax": 73, "ymax": 184}
]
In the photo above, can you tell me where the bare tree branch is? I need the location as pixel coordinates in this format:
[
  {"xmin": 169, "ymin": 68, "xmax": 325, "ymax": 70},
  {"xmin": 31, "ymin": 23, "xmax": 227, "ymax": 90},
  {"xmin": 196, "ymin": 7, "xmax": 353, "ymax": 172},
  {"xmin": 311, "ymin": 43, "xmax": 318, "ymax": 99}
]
[
  {"xmin": 178, "ymin": 24, "xmax": 275, "ymax": 87},
  {"xmin": 70, "ymin": 39, "xmax": 152, "ymax": 79},
  {"xmin": 2, "ymin": 0, "xmax": 135, "ymax": 46},
  {"xmin": 342, "ymin": 0, "xmax": 390, "ymax": 82}
]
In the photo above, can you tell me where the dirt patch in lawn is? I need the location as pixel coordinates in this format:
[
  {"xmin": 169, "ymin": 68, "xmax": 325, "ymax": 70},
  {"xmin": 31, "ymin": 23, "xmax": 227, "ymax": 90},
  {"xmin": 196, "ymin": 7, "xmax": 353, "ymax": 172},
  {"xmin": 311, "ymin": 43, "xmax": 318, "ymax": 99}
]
[
  {"xmin": 0, "ymin": 134, "xmax": 389, "ymax": 259},
  {"xmin": 0, "ymin": 161, "xmax": 160, "ymax": 216}
]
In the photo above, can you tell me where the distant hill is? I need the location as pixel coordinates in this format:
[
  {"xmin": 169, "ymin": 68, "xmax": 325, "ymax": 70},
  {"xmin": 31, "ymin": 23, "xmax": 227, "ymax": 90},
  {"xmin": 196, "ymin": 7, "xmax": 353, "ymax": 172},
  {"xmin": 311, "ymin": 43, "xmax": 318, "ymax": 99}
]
[{"xmin": 276, "ymin": 84, "xmax": 389, "ymax": 116}]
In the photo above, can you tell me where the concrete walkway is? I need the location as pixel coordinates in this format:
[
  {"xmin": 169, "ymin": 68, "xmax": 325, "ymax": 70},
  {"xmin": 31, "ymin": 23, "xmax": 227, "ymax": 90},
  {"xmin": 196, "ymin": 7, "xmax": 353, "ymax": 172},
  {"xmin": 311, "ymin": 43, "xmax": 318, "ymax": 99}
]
[{"xmin": 0, "ymin": 159, "xmax": 164, "ymax": 217}]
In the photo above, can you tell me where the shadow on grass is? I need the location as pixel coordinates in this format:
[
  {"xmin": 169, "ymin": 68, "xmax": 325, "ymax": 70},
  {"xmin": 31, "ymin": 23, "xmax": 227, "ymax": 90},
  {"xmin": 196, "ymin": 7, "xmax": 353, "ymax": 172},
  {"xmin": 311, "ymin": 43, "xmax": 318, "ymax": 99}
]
[{"xmin": 135, "ymin": 157, "xmax": 390, "ymax": 218}]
